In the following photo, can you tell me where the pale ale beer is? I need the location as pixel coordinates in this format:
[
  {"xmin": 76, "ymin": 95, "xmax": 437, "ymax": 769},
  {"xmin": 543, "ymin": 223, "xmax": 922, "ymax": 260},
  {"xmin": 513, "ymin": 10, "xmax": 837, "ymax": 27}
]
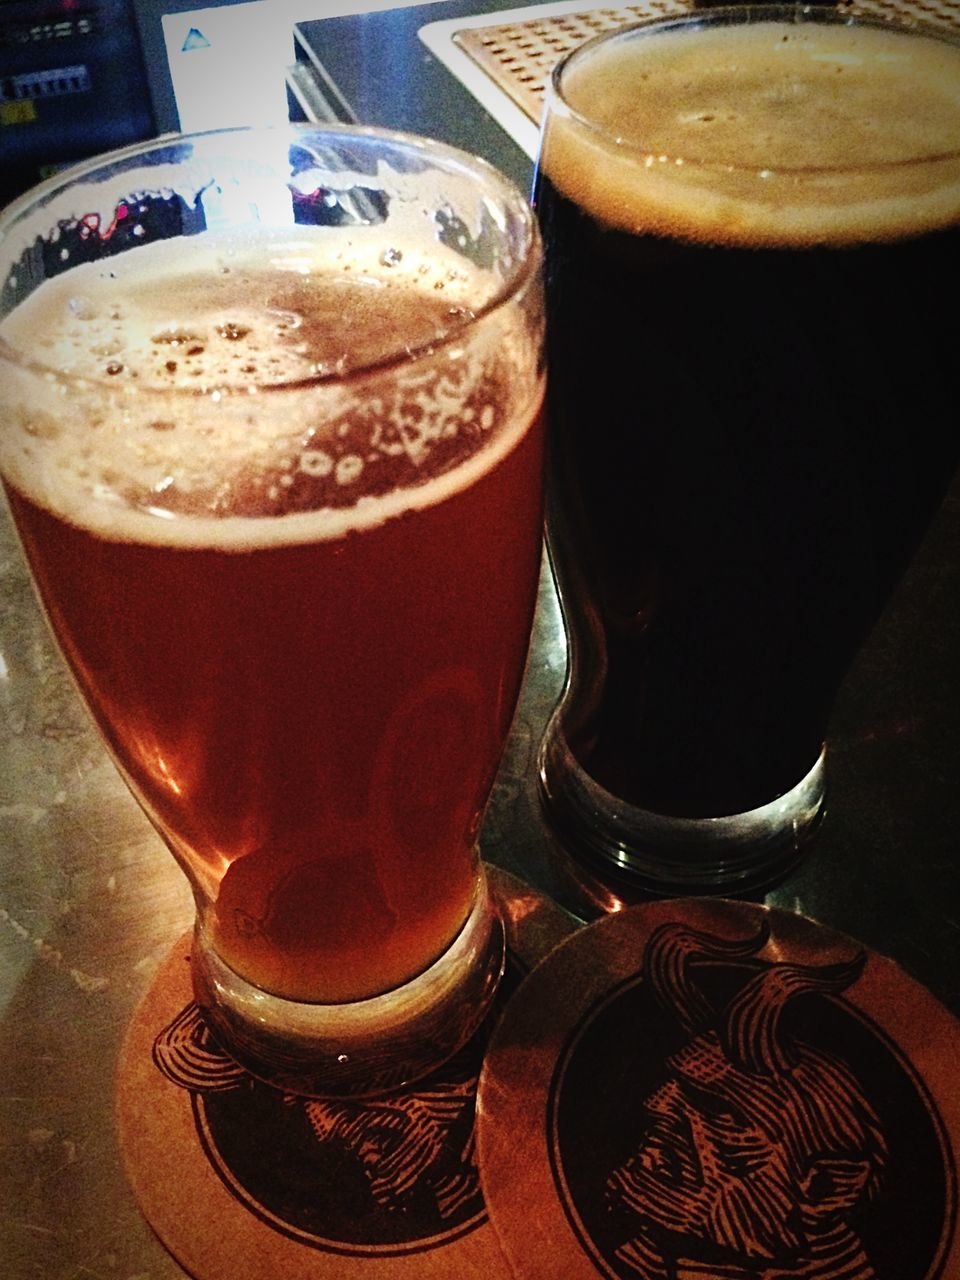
[
  {"xmin": 535, "ymin": 11, "xmax": 960, "ymax": 888},
  {"xmin": 0, "ymin": 128, "xmax": 544, "ymax": 1091}
]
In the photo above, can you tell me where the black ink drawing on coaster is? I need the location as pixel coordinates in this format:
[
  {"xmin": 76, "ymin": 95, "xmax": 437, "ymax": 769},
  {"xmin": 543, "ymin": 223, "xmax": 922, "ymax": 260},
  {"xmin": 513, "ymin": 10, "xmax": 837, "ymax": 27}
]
[
  {"xmin": 152, "ymin": 1001, "xmax": 486, "ymax": 1256},
  {"xmin": 115, "ymin": 867, "xmax": 578, "ymax": 1280},
  {"xmin": 476, "ymin": 898, "xmax": 960, "ymax": 1280}
]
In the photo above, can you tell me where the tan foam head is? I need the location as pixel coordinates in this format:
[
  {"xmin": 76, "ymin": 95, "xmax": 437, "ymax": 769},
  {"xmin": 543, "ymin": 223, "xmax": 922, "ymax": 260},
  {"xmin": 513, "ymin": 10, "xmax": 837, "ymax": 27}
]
[{"xmin": 542, "ymin": 16, "xmax": 960, "ymax": 247}]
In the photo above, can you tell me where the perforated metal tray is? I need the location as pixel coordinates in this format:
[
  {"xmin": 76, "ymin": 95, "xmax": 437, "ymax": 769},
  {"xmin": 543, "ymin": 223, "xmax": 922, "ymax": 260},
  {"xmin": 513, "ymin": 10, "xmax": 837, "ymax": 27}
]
[{"xmin": 452, "ymin": 3, "xmax": 688, "ymax": 125}]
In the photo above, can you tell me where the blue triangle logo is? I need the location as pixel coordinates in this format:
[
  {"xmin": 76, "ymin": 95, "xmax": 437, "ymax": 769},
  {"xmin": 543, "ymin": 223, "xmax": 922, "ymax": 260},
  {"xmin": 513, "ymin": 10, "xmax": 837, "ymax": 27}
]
[{"xmin": 182, "ymin": 27, "xmax": 211, "ymax": 51}]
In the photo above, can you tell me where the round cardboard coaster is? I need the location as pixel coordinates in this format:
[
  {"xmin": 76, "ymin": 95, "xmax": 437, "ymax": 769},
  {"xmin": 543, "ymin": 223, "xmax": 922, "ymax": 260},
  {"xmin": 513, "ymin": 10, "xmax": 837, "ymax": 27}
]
[
  {"xmin": 476, "ymin": 898, "xmax": 960, "ymax": 1280},
  {"xmin": 115, "ymin": 867, "xmax": 578, "ymax": 1280}
]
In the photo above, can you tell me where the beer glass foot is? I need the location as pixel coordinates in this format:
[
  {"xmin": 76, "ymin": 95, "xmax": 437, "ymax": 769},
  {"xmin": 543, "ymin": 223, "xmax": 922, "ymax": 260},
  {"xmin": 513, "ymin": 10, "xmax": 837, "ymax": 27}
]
[
  {"xmin": 538, "ymin": 725, "xmax": 826, "ymax": 897},
  {"xmin": 190, "ymin": 878, "xmax": 505, "ymax": 1099}
]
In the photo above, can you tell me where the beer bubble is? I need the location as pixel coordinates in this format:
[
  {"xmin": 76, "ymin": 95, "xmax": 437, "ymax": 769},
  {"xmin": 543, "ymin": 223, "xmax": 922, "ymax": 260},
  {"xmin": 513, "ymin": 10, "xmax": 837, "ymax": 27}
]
[
  {"xmin": 335, "ymin": 455, "xmax": 364, "ymax": 485},
  {"xmin": 300, "ymin": 449, "xmax": 333, "ymax": 478},
  {"xmin": 217, "ymin": 322, "xmax": 251, "ymax": 341},
  {"xmin": 22, "ymin": 411, "xmax": 61, "ymax": 440},
  {"xmin": 268, "ymin": 309, "xmax": 302, "ymax": 332},
  {"xmin": 380, "ymin": 248, "xmax": 403, "ymax": 268},
  {"xmin": 152, "ymin": 328, "xmax": 206, "ymax": 348},
  {"xmin": 92, "ymin": 339, "xmax": 123, "ymax": 358},
  {"xmin": 68, "ymin": 296, "xmax": 98, "ymax": 321},
  {"xmin": 105, "ymin": 361, "xmax": 124, "ymax": 376}
]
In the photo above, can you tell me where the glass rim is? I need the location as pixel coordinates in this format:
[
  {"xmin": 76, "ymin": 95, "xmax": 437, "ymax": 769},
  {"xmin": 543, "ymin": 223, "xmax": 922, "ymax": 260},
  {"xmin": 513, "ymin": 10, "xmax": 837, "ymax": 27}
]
[
  {"xmin": 548, "ymin": 4, "xmax": 960, "ymax": 177},
  {"xmin": 0, "ymin": 121, "xmax": 542, "ymax": 399}
]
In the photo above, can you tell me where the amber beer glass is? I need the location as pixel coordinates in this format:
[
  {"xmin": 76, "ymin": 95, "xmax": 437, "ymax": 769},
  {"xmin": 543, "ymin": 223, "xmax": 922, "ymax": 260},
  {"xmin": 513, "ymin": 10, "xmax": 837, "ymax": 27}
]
[
  {"xmin": 535, "ymin": 8, "xmax": 960, "ymax": 893},
  {"xmin": 0, "ymin": 126, "xmax": 544, "ymax": 1094}
]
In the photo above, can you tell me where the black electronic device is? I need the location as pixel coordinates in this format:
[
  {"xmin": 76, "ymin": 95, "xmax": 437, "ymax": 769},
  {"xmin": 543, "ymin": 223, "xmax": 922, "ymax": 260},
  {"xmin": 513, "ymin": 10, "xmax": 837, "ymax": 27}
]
[{"xmin": 0, "ymin": 0, "xmax": 154, "ymax": 205}]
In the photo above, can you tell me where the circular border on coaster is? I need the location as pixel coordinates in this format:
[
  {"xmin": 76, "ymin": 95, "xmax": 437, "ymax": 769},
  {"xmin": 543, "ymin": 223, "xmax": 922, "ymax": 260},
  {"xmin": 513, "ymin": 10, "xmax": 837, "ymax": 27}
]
[
  {"xmin": 115, "ymin": 867, "xmax": 578, "ymax": 1280},
  {"xmin": 476, "ymin": 898, "xmax": 960, "ymax": 1280}
]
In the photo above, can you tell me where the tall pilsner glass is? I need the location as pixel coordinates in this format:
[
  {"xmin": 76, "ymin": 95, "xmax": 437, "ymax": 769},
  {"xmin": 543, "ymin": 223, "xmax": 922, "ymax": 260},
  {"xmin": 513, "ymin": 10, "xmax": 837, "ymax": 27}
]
[
  {"xmin": 535, "ymin": 8, "xmax": 960, "ymax": 894},
  {"xmin": 0, "ymin": 126, "xmax": 544, "ymax": 1095}
]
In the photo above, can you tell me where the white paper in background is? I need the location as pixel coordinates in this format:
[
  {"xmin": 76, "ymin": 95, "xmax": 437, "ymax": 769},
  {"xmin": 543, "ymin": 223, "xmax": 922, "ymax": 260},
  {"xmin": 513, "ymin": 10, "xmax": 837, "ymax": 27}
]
[
  {"xmin": 162, "ymin": 0, "xmax": 452, "ymax": 134},
  {"xmin": 162, "ymin": 2, "xmax": 294, "ymax": 132}
]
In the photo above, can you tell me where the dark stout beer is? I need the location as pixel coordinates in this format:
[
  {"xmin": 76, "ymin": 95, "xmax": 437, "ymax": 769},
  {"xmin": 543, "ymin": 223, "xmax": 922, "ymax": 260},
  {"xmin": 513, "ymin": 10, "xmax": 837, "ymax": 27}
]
[{"xmin": 536, "ymin": 14, "xmax": 960, "ymax": 820}]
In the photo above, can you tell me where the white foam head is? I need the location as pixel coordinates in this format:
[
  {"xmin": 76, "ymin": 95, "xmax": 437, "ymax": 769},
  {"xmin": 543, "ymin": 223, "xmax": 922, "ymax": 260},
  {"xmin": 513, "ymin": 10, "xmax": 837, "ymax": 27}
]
[{"xmin": 0, "ymin": 226, "xmax": 543, "ymax": 549}]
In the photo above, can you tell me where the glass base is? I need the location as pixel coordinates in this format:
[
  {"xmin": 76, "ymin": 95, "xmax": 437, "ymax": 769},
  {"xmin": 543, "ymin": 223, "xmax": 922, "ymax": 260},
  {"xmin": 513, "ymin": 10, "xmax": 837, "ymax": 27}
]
[
  {"xmin": 190, "ymin": 877, "xmax": 505, "ymax": 1098},
  {"xmin": 538, "ymin": 719, "xmax": 826, "ymax": 896}
]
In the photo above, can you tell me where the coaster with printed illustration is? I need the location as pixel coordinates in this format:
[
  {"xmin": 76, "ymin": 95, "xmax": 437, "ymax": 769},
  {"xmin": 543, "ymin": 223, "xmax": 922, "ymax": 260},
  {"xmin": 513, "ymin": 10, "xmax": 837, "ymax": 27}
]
[
  {"xmin": 476, "ymin": 897, "xmax": 960, "ymax": 1280},
  {"xmin": 115, "ymin": 866, "xmax": 578, "ymax": 1280}
]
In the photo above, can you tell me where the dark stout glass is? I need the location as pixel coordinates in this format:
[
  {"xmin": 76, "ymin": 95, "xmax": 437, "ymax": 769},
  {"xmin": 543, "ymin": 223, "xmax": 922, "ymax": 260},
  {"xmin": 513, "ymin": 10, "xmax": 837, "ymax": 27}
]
[{"xmin": 535, "ymin": 10, "xmax": 960, "ymax": 884}]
